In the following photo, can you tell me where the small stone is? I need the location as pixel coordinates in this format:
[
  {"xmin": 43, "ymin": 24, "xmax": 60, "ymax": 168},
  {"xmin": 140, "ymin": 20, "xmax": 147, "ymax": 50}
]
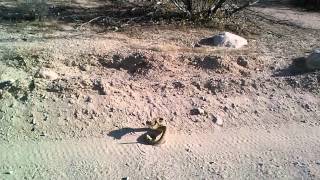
[
  {"xmin": 31, "ymin": 118, "xmax": 37, "ymax": 125},
  {"xmin": 231, "ymin": 103, "xmax": 235, "ymax": 108},
  {"xmin": 200, "ymin": 96, "xmax": 206, "ymax": 101},
  {"xmin": 122, "ymin": 177, "xmax": 129, "ymax": 180},
  {"xmin": 237, "ymin": 56, "xmax": 249, "ymax": 67},
  {"xmin": 240, "ymin": 78, "xmax": 247, "ymax": 86},
  {"xmin": 83, "ymin": 109, "xmax": 89, "ymax": 115},
  {"xmin": 4, "ymin": 170, "xmax": 13, "ymax": 175},
  {"xmin": 212, "ymin": 115, "xmax": 223, "ymax": 126},
  {"xmin": 85, "ymin": 96, "xmax": 93, "ymax": 103},
  {"xmin": 37, "ymin": 68, "xmax": 59, "ymax": 80},
  {"xmin": 172, "ymin": 81, "xmax": 185, "ymax": 89},
  {"xmin": 93, "ymin": 79, "xmax": 107, "ymax": 95},
  {"xmin": 190, "ymin": 108, "xmax": 205, "ymax": 115},
  {"xmin": 68, "ymin": 99, "xmax": 75, "ymax": 104},
  {"xmin": 79, "ymin": 64, "xmax": 90, "ymax": 71},
  {"xmin": 303, "ymin": 104, "xmax": 311, "ymax": 109}
]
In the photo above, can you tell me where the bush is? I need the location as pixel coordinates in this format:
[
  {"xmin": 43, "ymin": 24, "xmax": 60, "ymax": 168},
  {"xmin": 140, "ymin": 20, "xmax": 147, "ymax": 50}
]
[{"xmin": 170, "ymin": 0, "xmax": 260, "ymax": 18}]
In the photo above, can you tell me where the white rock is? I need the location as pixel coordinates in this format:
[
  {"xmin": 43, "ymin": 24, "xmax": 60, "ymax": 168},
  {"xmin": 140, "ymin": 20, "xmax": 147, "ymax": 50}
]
[
  {"xmin": 306, "ymin": 49, "xmax": 320, "ymax": 70},
  {"xmin": 202, "ymin": 32, "xmax": 248, "ymax": 49},
  {"xmin": 38, "ymin": 68, "xmax": 59, "ymax": 80}
]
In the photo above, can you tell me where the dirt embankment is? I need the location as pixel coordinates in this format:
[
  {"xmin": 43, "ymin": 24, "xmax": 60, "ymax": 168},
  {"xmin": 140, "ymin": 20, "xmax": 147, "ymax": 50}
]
[{"xmin": 0, "ymin": 1, "xmax": 320, "ymax": 179}]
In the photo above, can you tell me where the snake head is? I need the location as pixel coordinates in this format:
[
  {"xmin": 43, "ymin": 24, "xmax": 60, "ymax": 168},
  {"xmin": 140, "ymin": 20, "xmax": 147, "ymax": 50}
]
[{"xmin": 146, "ymin": 117, "xmax": 165, "ymax": 127}]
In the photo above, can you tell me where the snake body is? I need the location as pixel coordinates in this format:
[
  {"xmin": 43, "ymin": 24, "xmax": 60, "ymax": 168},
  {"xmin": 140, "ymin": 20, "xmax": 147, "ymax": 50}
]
[{"xmin": 144, "ymin": 118, "xmax": 167, "ymax": 145}]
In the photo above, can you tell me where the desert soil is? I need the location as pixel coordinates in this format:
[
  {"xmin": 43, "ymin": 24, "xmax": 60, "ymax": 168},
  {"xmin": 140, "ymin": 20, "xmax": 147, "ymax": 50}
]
[{"xmin": 0, "ymin": 1, "xmax": 320, "ymax": 179}]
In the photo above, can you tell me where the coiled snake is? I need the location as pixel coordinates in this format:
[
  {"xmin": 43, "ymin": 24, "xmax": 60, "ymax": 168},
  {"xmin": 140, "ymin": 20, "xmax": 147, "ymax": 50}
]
[{"xmin": 144, "ymin": 117, "xmax": 167, "ymax": 145}]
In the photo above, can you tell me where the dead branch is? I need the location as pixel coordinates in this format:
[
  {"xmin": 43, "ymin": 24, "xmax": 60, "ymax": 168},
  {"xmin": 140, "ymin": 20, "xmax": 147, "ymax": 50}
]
[
  {"xmin": 78, "ymin": 16, "xmax": 106, "ymax": 29},
  {"xmin": 228, "ymin": 0, "xmax": 260, "ymax": 16}
]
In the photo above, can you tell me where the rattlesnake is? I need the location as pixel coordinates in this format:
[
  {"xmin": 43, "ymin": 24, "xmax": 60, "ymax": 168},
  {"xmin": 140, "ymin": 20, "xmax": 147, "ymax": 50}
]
[{"xmin": 144, "ymin": 117, "xmax": 167, "ymax": 145}]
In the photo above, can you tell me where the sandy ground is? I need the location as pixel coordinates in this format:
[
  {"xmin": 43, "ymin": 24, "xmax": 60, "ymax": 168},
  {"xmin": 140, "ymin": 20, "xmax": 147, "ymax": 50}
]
[
  {"xmin": 253, "ymin": 3, "xmax": 320, "ymax": 29},
  {"xmin": 0, "ymin": 1, "xmax": 320, "ymax": 179}
]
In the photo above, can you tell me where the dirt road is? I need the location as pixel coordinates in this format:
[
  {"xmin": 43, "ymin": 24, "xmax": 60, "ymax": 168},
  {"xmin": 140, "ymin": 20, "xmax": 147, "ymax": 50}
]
[{"xmin": 1, "ymin": 124, "xmax": 319, "ymax": 179}]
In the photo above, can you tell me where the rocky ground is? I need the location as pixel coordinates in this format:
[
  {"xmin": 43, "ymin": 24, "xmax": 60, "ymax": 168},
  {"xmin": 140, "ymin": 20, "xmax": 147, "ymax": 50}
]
[{"xmin": 0, "ymin": 0, "xmax": 319, "ymax": 179}]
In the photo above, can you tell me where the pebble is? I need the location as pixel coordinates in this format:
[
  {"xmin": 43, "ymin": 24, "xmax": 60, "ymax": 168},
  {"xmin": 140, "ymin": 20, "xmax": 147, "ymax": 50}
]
[
  {"xmin": 4, "ymin": 170, "xmax": 13, "ymax": 175},
  {"xmin": 213, "ymin": 115, "xmax": 223, "ymax": 126},
  {"xmin": 68, "ymin": 99, "xmax": 75, "ymax": 104},
  {"xmin": 231, "ymin": 103, "xmax": 236, "ymax": 108},
  {"xmin": 240, "ymin": 79, "xmax": 247, "ymax": 86},
  {"xmin": 31, "ymin": 118, "xmax": 36, "ymax": 125},
  {"xmin": 85, "ymin": 96, "xmax": 93, "ymax": 103},
  {"xmin": 122, "ymin": 177, "xmax": 129, "ymax": 180},
  {"xmin": 190, "ymin": 108, "xmax": 205, "ymax": 115},
  {"xmin": 79, "ymin": 64, "xmax": 90, "ymax": 71},
  {"xmin": 200, "ymin": 96, "xmax": 206, "ymax": 101},
  {"xmin": 237, "ymin": 56, "xmax": 249, "ymax": 67},
  {"xmin": 172, "ymin": 81, "xmax": 185, "ymax": 89}
]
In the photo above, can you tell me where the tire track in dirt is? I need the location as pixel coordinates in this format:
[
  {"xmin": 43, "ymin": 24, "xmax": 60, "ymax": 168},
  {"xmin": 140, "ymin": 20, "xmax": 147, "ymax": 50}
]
[{"xmin": 0, "ymin": 124, "xmax": 320, "ymax": 179}]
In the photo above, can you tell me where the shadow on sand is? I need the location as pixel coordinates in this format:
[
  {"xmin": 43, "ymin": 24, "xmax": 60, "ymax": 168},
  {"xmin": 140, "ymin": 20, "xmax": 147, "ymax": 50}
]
[
  {"xmin": 107, "ymin": 127, "xmax": 155, "ymax": 145},
  {"xmin": 272, "ymin": 57, "xmax": 314, "ymax": 77}
]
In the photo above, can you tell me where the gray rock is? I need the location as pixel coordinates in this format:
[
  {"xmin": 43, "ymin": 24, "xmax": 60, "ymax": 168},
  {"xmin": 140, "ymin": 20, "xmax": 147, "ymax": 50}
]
[
  {"xmin": 200, "ymin": 32, "xmax": 248, "ymax": 49},
  {"xmin": 37, "ymin": 68, "xmax": 59, "ymax": 80},
  {"xmin": 306, "ymin": 49, "xmax": 320, "ymax": 70}
]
